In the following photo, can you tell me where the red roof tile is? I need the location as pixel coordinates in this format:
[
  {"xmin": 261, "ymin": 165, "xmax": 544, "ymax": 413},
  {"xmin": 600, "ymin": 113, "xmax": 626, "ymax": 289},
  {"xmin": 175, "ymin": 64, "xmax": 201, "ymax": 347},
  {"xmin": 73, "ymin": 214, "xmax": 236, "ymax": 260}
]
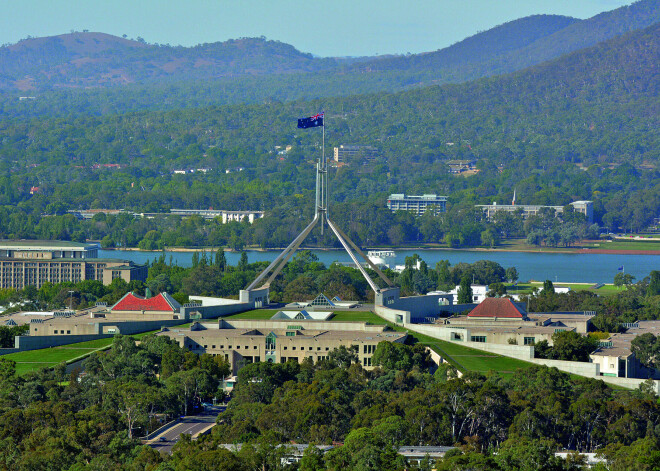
[
  {"xmin": 467, "ymin": 297, "xmax": 526, "ymax": 319},
  {"xmin": 111, "ymin": 292, "xmax": 178, "ymax": 312}
]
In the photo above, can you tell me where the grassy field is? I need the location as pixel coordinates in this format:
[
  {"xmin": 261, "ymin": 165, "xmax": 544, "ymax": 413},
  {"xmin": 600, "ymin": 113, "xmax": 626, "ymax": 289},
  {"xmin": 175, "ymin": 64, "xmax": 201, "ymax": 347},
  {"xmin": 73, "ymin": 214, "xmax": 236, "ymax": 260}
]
[
  {"xmin": 583, "ymin": 238, "xmax": 660, "ymax": 251},
  {"xmin": 506, "ymin": 282, "xmax": 622, "ymax": 296}
]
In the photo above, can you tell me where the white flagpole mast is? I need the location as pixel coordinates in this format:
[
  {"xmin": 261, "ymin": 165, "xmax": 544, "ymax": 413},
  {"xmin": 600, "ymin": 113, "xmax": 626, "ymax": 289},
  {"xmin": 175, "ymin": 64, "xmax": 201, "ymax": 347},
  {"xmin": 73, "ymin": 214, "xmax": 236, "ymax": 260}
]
[{"xmin": 321, "ymin": 114, "xmax": 326, "ymax": 234}]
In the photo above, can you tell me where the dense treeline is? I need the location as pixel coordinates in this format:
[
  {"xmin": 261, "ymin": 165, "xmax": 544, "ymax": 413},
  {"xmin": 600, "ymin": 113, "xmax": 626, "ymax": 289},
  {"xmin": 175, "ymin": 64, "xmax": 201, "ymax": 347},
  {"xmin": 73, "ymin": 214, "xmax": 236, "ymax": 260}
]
[
  {"xmin": 177, "ymin": 350, "xmax": 660, "ymax": 470},
  {"xmin": 4, "ymin": 334, "xmax": 660, "ymax": 469},
  {"xmin": 0, "ymin": 334, "xmax": 230, "ymax": 469},
  {"xmin": 0, "ymin": 1, "xmax": 657, "ymax": 106}
]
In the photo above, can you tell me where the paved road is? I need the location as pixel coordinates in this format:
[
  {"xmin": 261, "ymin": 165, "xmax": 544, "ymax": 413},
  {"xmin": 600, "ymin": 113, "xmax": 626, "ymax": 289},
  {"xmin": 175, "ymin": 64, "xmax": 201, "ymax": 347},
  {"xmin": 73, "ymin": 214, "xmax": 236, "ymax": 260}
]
[{"xmin": 146, "ymin": 405, "xmax": 226, "ymax": 454}]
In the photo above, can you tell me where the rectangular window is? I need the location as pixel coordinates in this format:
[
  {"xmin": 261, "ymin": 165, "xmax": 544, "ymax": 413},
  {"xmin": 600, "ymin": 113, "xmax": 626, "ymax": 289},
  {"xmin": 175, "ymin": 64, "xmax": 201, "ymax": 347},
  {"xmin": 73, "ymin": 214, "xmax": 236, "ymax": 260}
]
[
  {"xmin": 523, "ymin": 337, "xmax": 535, "ymax": 345},
  {"xmin": 470, "ymin": 336, "xmax": 486, "ymax": 343}
]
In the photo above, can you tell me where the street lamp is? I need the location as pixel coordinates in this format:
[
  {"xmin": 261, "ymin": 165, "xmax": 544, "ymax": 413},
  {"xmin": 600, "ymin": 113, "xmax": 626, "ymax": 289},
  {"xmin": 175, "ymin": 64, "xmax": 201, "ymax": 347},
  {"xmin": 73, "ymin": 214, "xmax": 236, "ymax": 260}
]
[{"xmin": 68, "ymin": 290, "xmax": 74, "ymax": 311}]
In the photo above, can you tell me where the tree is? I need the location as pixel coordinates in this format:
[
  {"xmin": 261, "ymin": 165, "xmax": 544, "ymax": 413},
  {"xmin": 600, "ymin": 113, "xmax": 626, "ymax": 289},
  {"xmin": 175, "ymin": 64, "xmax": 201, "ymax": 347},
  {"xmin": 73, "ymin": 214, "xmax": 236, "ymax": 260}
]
[
  {"xmin": 495, "ymin": 437, "xmax": 566, "ymax": 471},
  {"xmin": 614, "ymin": 272, "xmax": 635, "ymax": 288},
  {"xmin": 540, "ymin": 280, "xmax": 554, "ymax": 295},
  {"xmin": 372, "ymin": 342, "xmax": 434, "ymax": 372},
  {"xmin": 506, "ymin": 267, "xmax": 519, "ymax": 284},
  {"xmin": 299, "ymin": 445, "xmax": 325, "ymax": 471},
  {"xmin": 457, "ymin": 275, "xmax": 473, "ymax": 304},
  {"xmin": 487, "ymin": 282, "xmax": 507, "ymax": 297},
  {"xmin": 328, "ymin": 345, "xmax": 359, "ymax": 369},
  {"xmin": 215, "ymin": 249, "xmax": 227, "ymax": 272},
  {"xmin": 238, "ymin": 251, "xmax": 249, "ymax": 271},
  {"xmin": 631, "ymin": 333, "xmax": 660, "ymax": 369},
  {"xmin": 548, "ymin": 331, "xmax": 599, "ymax": 362}
]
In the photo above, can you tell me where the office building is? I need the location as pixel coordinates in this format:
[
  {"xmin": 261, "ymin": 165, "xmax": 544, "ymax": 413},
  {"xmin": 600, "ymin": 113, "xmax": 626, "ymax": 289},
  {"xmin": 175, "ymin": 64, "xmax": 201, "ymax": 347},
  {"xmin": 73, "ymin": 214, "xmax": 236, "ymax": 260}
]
[
  {"xmin": 333, "ymin": 145, "xmax": 379, "ymax": 163},
  {"xmin": 158, "ymin": 319, "xmax": 407, "ymax": 374},
  {"xmin": 0, "ymin": 240, "xmax": 147, "ymax": 289},
  {"xmin": 387, "ymin": 194, "xmax": 447, "ymax": 216},
  {"xmin": 169, "ymin": 209, "xmax": 264, "ymax": 223},
  {"xmin": 476, "ymin": 200, "xmax": 593, "ymax": 223}
]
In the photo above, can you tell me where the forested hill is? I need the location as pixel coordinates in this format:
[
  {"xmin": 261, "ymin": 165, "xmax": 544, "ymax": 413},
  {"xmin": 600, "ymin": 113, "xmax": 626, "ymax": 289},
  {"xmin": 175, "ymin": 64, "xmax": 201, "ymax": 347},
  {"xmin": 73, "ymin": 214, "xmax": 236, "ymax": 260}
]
[
  {"xmin": 351, "ymin": 0, "xmax": 660, "ymax": 80},
  {"xmin": 0, "ymin": 0, "xmax": 657, "ymax": 106},
  {"xmin": 349, "ymin": 14, "xmax": 578, "ymax": 72},
  {"xmin": 0, "ymin": 33, "xmax": 340, "ymax": 90}
]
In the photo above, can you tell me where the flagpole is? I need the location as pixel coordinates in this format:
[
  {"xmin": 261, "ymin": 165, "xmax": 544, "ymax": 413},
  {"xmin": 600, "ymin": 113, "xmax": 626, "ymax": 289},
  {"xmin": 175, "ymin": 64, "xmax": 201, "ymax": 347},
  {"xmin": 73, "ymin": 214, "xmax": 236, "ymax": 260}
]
[{"xmin": 322, "ymin": 115, "xmax": 327, "ymax": 232}]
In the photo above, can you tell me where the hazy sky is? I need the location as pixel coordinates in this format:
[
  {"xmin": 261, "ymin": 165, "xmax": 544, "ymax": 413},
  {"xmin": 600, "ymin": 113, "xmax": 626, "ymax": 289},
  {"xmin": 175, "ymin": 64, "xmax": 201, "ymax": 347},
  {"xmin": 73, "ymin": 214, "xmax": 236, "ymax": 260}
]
[{"xmin": 1, "ymin": 0, "xmax": 636, "ymax": 57}]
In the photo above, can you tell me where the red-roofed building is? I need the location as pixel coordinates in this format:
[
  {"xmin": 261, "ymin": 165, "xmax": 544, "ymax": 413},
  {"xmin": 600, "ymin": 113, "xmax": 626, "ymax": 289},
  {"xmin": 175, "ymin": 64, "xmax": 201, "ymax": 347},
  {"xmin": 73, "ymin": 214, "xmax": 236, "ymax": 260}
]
[
  {"xmin": 108, "ymin": 292, "xmax": 182, "ymax": 320},
  {"xmin": 467, "ymin": 297, "xmax": 527, "ymax": 320}
]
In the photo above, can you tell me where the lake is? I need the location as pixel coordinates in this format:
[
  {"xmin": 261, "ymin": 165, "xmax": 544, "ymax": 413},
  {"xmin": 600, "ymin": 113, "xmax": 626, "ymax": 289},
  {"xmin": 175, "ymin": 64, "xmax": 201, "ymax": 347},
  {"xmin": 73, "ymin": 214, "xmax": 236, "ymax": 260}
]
[{"xmin": 98, "ymin": 248, "xmax": 659, "ymax": 284}]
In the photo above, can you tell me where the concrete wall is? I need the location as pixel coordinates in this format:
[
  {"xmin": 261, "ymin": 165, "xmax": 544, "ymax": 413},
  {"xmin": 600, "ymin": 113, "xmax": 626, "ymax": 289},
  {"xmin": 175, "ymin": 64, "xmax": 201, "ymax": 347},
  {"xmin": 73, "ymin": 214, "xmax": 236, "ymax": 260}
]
[
  {"xmin": 599, "ymin": 376, "xmax": 660, "ymax": 394},
  {"xmin": 238, "ymin": 288, "xmax": 269, "ymax": 308},
  {"xmin": 216, "ymin": 319, "xmax": 387, "ymax": 332},
  {"xmin": 13, "ymin": 334, "xmax": 115, "ymax": 352},
  {"xmin": 7, "ymin": 318, "xmax": 189, "ymax": 353},
  {"xmin": 407, "ymin": 323, "xmax": 535, "ymax": 359},
  {"xmin": 402, "ymin": 320, "xmax": 660, "ymax": 392},
  {"xmin": 389, "ymin": 294, "xmax": 450, "ymax": 321},
  {"xmin": 182, "ymin": 301, "xmax": 253, "ymax": 320},
  {"xmin": 0, "ymin": 348, "xmax": 20, "ymax": 355},
  {"xmin": 528, "ymin": 358, "xmax": 601, "ymax": 376},
  {"xmin": 439, "ymin": 303, "xmax": 478, "ymax": 315},
  {"xmin": 374, "ymin": 305, "xmax": 410, "ymax": 325}
]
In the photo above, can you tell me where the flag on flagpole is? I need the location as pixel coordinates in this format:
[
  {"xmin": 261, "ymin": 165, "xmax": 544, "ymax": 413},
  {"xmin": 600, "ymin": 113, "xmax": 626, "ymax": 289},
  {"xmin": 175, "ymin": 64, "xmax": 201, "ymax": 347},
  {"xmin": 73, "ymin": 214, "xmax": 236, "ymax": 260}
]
[
  {"xmin": 617, "ymin": 265, "xmax": 624, "ymax": 271},
  {"xmin": 297, "ymin": 112, "xmax": 324, "ymax": 129}
]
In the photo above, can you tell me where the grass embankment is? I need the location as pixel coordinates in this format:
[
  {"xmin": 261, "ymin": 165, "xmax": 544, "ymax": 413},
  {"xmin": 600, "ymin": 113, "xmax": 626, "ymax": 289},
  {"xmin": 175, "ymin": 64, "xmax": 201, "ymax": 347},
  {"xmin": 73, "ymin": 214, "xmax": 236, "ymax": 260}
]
[
  {"xmin": 6, "ymin": 329, "xmax": 164, "ymax": 376},
  {"xmin": 5, "ymin": 338, "xmax": 115, "ymax": 375}
]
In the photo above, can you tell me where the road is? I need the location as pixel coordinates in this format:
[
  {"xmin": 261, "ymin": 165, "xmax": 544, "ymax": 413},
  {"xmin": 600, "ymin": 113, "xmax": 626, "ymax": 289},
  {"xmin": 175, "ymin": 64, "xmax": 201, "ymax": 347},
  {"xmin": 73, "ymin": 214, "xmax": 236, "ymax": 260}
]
[{"xmin": 146, "ymin": 405, "xmax": 225, "ymax": 454}]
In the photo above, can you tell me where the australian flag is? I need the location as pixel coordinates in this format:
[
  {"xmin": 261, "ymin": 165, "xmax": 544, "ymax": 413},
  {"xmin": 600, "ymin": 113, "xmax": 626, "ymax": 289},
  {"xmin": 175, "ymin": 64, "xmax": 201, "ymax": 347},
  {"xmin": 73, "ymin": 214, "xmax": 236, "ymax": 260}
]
[
  {"xmin": 297, "ymin": 112, "xmax": 324, "ymax": 129},
  {"xmin": 618, "ymin": 265, "xmax": 624, "ymax": 271}
]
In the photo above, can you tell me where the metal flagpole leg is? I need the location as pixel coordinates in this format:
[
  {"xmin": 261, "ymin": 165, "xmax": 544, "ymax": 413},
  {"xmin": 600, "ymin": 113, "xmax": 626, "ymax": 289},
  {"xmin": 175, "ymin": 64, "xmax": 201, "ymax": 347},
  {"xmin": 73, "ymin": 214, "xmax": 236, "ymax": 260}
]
[
  {"xmin": 330, "ymin": 222, "xmax": 395, "ymax": 288},
  {"xmin": 264, "ymin": 216, "xmax": 320, "ymax": 286},
  {"xmin": 245, "ymin": 215, "xmax": 319, "ymax": 291},
  {"xmin": 326, "ymin": 219, "xmax": 380, "ymax": 293}
]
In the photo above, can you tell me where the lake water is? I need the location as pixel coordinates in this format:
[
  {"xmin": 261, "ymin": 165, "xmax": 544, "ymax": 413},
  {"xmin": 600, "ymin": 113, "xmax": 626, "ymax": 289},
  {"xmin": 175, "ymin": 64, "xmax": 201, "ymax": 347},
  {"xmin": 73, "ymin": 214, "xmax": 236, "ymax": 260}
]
[{"xmin": 98, "ymin": 248, "xmax": 660, "ymax": 284}]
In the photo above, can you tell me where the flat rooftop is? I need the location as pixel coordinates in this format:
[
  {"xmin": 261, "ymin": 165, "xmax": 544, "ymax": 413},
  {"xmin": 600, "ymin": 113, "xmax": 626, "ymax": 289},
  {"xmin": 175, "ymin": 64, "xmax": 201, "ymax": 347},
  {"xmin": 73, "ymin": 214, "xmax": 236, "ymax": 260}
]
[{"xmin": 160, "ymin": 326, "xmax": 406, "ymax": 342}]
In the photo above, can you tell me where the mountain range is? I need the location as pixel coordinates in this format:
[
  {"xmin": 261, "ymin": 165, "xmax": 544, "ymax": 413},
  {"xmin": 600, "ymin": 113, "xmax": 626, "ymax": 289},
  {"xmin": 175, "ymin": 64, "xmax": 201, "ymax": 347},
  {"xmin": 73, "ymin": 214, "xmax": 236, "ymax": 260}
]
[{"xmin": 1, "ymin": 0, "xmax": 658, "ymax": 96}]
